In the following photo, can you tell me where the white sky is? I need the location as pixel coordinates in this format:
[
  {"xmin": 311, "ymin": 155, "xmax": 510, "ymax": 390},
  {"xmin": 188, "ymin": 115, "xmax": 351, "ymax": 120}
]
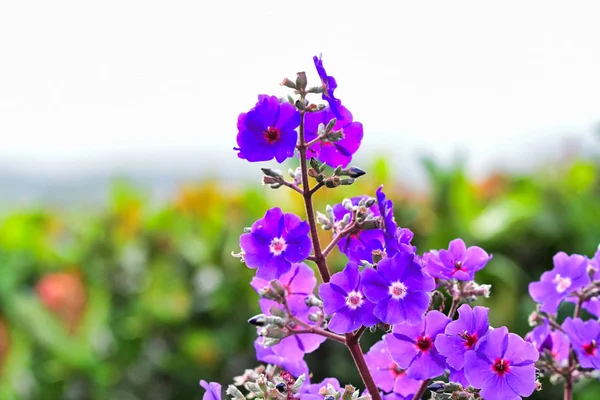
[{"xmin": 1, "ymin": 0, "xmax": 600, "ymax": 180}]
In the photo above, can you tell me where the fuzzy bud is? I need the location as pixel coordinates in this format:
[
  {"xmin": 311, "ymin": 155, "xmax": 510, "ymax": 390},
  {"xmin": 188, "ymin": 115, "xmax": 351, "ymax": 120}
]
[
  {"xmin": 248, "ymin": 314, "xmax": 267, "ymax": 326},
  {"xmin": 280, "ymin": 77, "xmax": 296, "ymax": 89},
  {"xmin": 270, "ymin": 280, "xmax": 286, "ymax": 297},
  {"xmin": 261, "ymin": 168, "xmax": 283, "ymax": 178},
  {"xmin": 296, "ymin": 72, "xmax": 308, "ymax": 91},
  {"xmin": 325, "ymin": 176, "xmax": 342, "ymax": 188},
  {"xmin": 305, "ymin": 294, "xmax": 324, "ymax": 308},
  {"xmin": 227, "ymin": 385, "xmax": 245, "ymax": 400},
  {"xmin": 342, "ymin": 199, "xmax": 354, "ymax": 211},
  {"xmin": 325, "ymin": 118, "xmax": 337, "ymax": 134},
  {"xmin": 291, "ymin": 374, "xmax": 306, "ymax": 392},
  {"xmin": 341, "ymin": 385, "xmax": 355, "ymax": 400},
  {"xmin": 245, "ymin": 381, "xmax": 263, "ymax": 395}
]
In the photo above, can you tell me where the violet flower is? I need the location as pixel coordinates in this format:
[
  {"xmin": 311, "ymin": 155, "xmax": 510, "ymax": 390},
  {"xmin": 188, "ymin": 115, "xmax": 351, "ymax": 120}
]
[
  {"xmin": 303, "ymin": 105, "xmax": 363, "ymax": 168},
  {"xmin": 240, "ymin": 207, "xmax": 312, "ymax": 279},
  {"xmin": 464, "ymin": 326, "xmax": 538, "ymax": 400},
  {"xmin": 447, "ymin": 366, "xmax": 469, "ymax": 388},
  {"xmin": 529, "ymin": 252, "xmax": 589, "ymax": 314},
  {"xmin": 235, "ymin": 95, "xmax": 301, "ymax": 163},
  {"xmin": 435, "ymin": 304, "xmax": 490, "ymax": 370},
  {"xmin": 313, "ymin": 54, "xmax": 342, "ymax": 118},
  {"xmin": 562, "ymin": 317, "xmax": 600, "ymax": 369},
  {"xmin": 200, "ymin": 380, "xmax": 221, "ymax": 400},
  {"xmin": 376, "ymin": 186, "xmax": 416, "ymax": 258},
  {"xmin": 385, "ymin": 310, "xmax": 451, "ymax": 380},
  {"xmin": 364, "ymin": 339, "xmax": 421, "ymax": 396},
  {"xmin": 318, "ymin": 262, "xmax": 379, "ymax": 333},
  {"xmin": 298, "ymin": 378, "xmax": 340, "ymax": 400},
  {"xmin": 361, "ymin": 252, "xmax": 435, "ymax": 325},
  {"xmin": 423, "ymin": 239, "xmax": 491, "ymax": 281},
  {"xmin": 254, "ymin": 340, "xmax": 309, "ymax": 378}
]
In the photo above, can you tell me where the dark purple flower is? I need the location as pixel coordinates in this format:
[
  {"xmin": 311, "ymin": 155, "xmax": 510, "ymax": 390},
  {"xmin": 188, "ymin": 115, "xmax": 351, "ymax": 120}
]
[
  {"xmin": 524, "ymin": 318, "xmax": 552, "ymax": 352},
  {"xmin": 235, "ymin": 95, "xmax": 300, "ymax": 163},
  {"xmin": 361, "ymin": 252, "xmax": 435, "ymax": 325},
  {"xmin": 318, "ymin": 262, "xmax": 379, "ymax": 333},
  {"xmin": 240, "ymin": 207, "xmax": 312, "ymax": 280},
  {"xmin": 253, "ymin": 340, "xmax": 309, "ymax": 378},
  {"xmin": 423, "ymin": 239, "xmax": 491, "ymax": 281},
  {"xmin": 435, "ymin": 304, "xmax": 490, "ymax": 370},
  {"xmin": 376, "ymin": 186, "xmax": 416, "ymax": 258},
  {"xmin": 464, "ymin": 326, "xmax": 538, "ymax": 400},
  {"xmin": 298, "ymin": 378, "xmax": 340, "ymax": 400},
  {"xmin": 385, "ymin": 311, "xmax": 451, "ymax": 380},
  {"xmin": 529, "ymin": 252, "xmax": 589, "ymax": 314},
  {"xmin": 364, "ymin": 339, "xmax": 421, "ymax": 395},
  {"xmin": 313, "ymin": 54, "xmax": 342, "ymax": 118},
  {"xmin": 251, "ymin": 262, "xmax": 316, "ymax": 314},
  {"xmin": 562, "ymin": 317, "xmax": 600, "ymax": 369},
  {"xmin": 304, "ymin": 105, "xmax": 363, "ymax": 168},
  {"xmin": 200, "ymin": 380, "xmax": 221, "ymax": 400},
  {"xmin": 333, "ymin": 196, "xmax": 383, "ymax": 263}
]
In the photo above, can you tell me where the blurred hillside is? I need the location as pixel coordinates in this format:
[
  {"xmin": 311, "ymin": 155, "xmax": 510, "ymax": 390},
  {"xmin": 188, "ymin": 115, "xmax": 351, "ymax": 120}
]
[{"xmin": 0, "ymin": 155, "xmax": 600, "ymax": 399}]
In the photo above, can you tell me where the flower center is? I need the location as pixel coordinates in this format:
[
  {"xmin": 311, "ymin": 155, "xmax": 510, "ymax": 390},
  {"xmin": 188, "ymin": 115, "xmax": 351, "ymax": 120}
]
[
  {"xmin": 388, "ymin": 362, "xmax": 404, "ymax": 379},
  {"xmin": 389, "ymin": 281, "xmax": 408, "ymax": 299},
  {"xmin": 453, "ymin": 260, "xmax": 465, "ymax": 274},
  {"xmin": 415, "ymin": 335, "xmax": 432, "ymax": 352},
  {"xmin": 583, "ymin": 341, "xmax": 597, "ymax": 356},
  {"xmin": 459, "ymin": 331, "xmax": 478, "ymax": 349},
  {"xmin": 264, "ymin": 126, "xmax": 280, "ymax": 144},
  {"xmin": 269, "ymin": 237, "xmax": 287, "ymax": 255},
  {"xmin": 492, "ymin": 358, "xmax": 510, "ymax": 376},
  {"xmin": 552, "ymin": 274, "xmax": 572, "ymax": 293},
  {"xmin": 345, "ymin": 291, "xmax": 364, "ymax": 309}
]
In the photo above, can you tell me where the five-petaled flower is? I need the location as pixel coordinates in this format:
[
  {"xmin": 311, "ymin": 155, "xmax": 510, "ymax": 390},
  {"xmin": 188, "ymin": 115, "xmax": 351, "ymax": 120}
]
[
  {"xmin": 435, "ymin": 304, "xmax": 490, "ymax": 371},
  {"xmin": 318, "ymin": 262, "xmax": 379, "ymax": 333},
  {"xmin": 235, "ymin": 95, "xmax": 301, "ymax": 163},
  {"xmin": 298, "ymin": 377, "xmax": 341, "ymax": 400},
  {"xmin": 361, "ymin": 252, "xmax": 435, "ymax": 325},
  {"xmin": 562, "ymin": 317, "xmax": 600, "ymax": 369},
  {"xmin": 529, "ymin": 252, "xmax": 589, "ymax": 314},
  {"xmin": 464, "ymin": 326, "xmax": 538, "ymax": 400},
  {"xmin": 200, "ymin": 380, "xmax": 221, "ymax": 400},
  {"xmin": 423, "ymin": 238, "xmax": 492, "ymax": 281},
  {"xmin": 385, "ymin": 310, "xmax": 451, "ymax": 380},
  {"xmin": 364, "ymin": 339, "xmax": 421, "ymax": 396},
  {"xmin": 240, "ymin": 207, "xmax": 312, "ymax": 280},
  {"xmin": 313, "ymin": 54, "xmax": 342, "ymax": 118}
]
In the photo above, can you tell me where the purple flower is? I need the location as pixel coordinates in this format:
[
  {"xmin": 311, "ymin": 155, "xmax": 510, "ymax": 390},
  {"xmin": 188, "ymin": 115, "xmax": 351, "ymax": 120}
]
[
  {"xmin": 313, "ymin": 54, "xmax": 342, "ymax": 118},
  {"xmin": 529, "ymin": 252, "xmax": 589, "ymax": 314},
  {"xmin": 253, "ymin": 340, "xmax": 309, "ymax": 378},
  {"xmin": 383, "ymin": 393, "xmax": 415, "ymax": 400},
  {"xmin": 385, "ymin": 311, "xmax": 451, "ymax": 380},
  {"xmin": 251, "ymin": 262, "xmax": 316, "ymax": 314},
  {"xmin": 303, "ymin": 105, "xmax": 363, "ymax": 168},
  {"xmin": 435, "ymin": 304, "xmax": 490, "ymax": 370},
  {"xmin": 562, "ymin": 317, "xmax": 600, "ymax": 369},
  {"xmin": 361, "ymin": 252, "xmax": 435, "ymax": 325},
  {"xmin": 376, "ymin": 186, "xmax": 416, "ymax": 258},
  {"xmin": 547, "ymin": 331, "xmax": 570, "ymax": 367},
  {"xmin": 524, "ymin": 318, "xmax": 551, "ymax": 352},
  {"xmin": 240, "ymin": 207, "xmax": 312, "ymax": 280},
  {"xmin": 364, "ymin": 339, "xmax": 421, "ymax": 396},
  {"xmin": 333, "ymin": 196, "xmax": 383, "ymax": 263},
  {"xmin": 447, "ymin": 366, "xmax": 469, "ymax": 388},
  {"xmin": 298, "ymin": 378, "xmax": 340, "ymax": 400},
  {"xmin": 464, "ymin": 326, "xmax": 538, "ymax": 400},
  {"xmin": 200, "ymin": 380, "xmax": 221, "ymax": 400},
  {"xmin": 318, "ymin": 263, "xmax": 379, "ymax": 333},
  {"xmin": 235, "ymin": 95, "xmax": 300, "ymax": 163},
  {"xmin": 423, "ymin": 239, "xmax": 491, "ymax": 281}
]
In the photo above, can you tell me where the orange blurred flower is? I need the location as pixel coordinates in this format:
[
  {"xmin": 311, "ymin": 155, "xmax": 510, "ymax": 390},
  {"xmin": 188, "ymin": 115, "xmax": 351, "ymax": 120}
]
[{"xmin": 36, "ymin": 271, "xmax": 87, "ymax": 334}]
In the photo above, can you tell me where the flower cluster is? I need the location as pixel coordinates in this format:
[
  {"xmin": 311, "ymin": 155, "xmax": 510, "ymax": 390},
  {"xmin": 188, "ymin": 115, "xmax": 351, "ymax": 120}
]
[{"xmin": 200, "ymin": 55, "xmax": 550, "ymax": 400}]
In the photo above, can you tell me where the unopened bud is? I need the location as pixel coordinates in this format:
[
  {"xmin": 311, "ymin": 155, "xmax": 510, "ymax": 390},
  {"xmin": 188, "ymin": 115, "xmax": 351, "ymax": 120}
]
[
  {"xmin": 333, "ymin": 166, "xmax": 343, "ymax": 176},
  {"xmin": 325, "ymin": 118, "xmax": 337, "ymax": 134},
  {"xmin": 305, "ymin": 294, "xmax": 324, "ymax": 308},
  {"xmin": 360, "ymin": 219, "xmax": 381, "ymax": 230},
  {"xmin": 308, "ymin": 168, "xmax": 319, "ymax": 178},
  {"xmin": 427, "ymin": 381, "xmax": 445, "ymax": 393},
  {"xmin": 258, "ymin": 287, "xmax": 281, "ymax": 301},
  {"xmin": 341, "ymin": 385, "xmax": 355, "ymax": 400},
  {"xmin": 291, "ymin": 374, "xmax": 306, "ymax": 392},
  {"xmin": 308, "ymin": 312, "xmax": 322, "ymax": 322},
  {"xmin": 262, "ymin": 175, "xmax": 280, "ymax": 185},
  {"xmin": 310, "ymin": 157, "xmax": 321, "ymax": 170},
  {"xmin": 261, "ymin": 325, "xmax": 286, "ymax": 339},
  {"xmin": 344, "ymin": 167, "xmax": 366, "ymax": 179},
  {"xmin": 342, "ymin": 199, "xmax": 354, "ymax": 211},
  {"xmin": 227, "ymin": 385, "xmax": 245, "ymax": 400},
  {"xmin": 341, "ymin": 213, "xmax": 352, "ymax": 226},
  {"xmin": 325, "ymin": 176, "xmax": 342, "ymax": 188},
  {"xmin": 262, "ymin": 337, "xmax": 281, "ymax": 347},
  {"xmin": 295, "ymin": 99, "xmax": 306, "ymax": 110},
  {"xmin": 266, "ymin": 387, "xmax": 281, "ymax": 399},
  {"xmin": 364, "ymin": 198, "xmax": 375, "ymax": 207},
  {"xmin": 269, "ymin": 306, "xmax": 286, "ymax": 318},
  {"xmin": 248, "ymin": 314, "xmax": 267, "ymax": 326},
  {"xmin": 307, "ymin": 86, "xmax": 325, "ymax": 94},
  {"xmin": 372, "ymin": 249, "xmax": 383, "ymax": 263},
  {"xmin": 270, "ymin": 280, "xmax": 286, "ymax": 297},
  {"xmin": 245, "ymin": 381, "xmax": 263, "ymax": 395},
  {"xmin": 261, "ymin": 167, "xmax": 283, "ymax": 178},
  {"xmin": 360, "ymin": 260, "xmax": 374, "ymax": 268},
  {"xmin": 275, "ymin": 382, "xmax": 286, "ymax": 393},
  {"xmin": 280, "ymin": 77, "xmax": 296, "ymax": 89},
  {"xmin": 296, "ymin": 72, "xmax": 307, "ymax": 91},
  {"xmin": 341, "ymin": 178, "xmax": 355, "ymax": 186},
  {"xmin": 535, "ymin": 380, "xmax": 542, "ymax": 391}
]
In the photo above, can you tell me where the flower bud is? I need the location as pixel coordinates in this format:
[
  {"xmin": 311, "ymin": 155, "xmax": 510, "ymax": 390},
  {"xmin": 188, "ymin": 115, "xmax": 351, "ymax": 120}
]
[
  {"xmin": 341, "ymin": 385, "xmax": 355, "ymax": 400},
  {"xmin": 296, "ymin": 72, "xmax": 307, "ymax": 91},
  {"xmin": 257, "ymin": 374, "xmax": 269, "ymax": 393},
  {"xmin": 341, "ymin": 178, "xmax": 355, "ymax": 186},
  {"xmin": 295, "ymin": 99, "xmax": 306, "ymax": 110},
  {"xmin": 262, "ymin": 175, "xmax": 280, "ymax": 185},
  {"xmin": 364, "ymin": 198, "xmax": 375, "ymax": 207},
  {"xmin": 325, "ymin": 118, "xmax": 337, "ymax": 134},
  {"xmin": 307, "ymin": 86, "xmax": 325, "ymax": 94},
  {"xmin": 269, "ymin": 306, "xmax": 286, "ymax": 318},
  {"xmin": 227, "ymin": 385, "xmax": 245, "ymax": 400},
  {"xmin": 262, "ymin": 325, "xmax": 286, "ymax": 339},
  {"xmin": 344, "ymin": 167, "xmax": 366, "ymax": 179},
  {"xmin": 248, "ymin": 314, "xmax": 268, "ymax": 326},
  {"xmin": 308, "ymin": 311, "xmax": 322, "ymax": 322},
  {"xmin": 269, "ymin": 280, "xmax": 286, "ymax": 297},
  {"xmin": 360, "ymin": 260, "xmax": 374, "ymax": 268},
  {"xmin": 258, "ymin": 286, "xmax": 282, "ymax": 301},
  {"xmin": 262, "ymin": 337, "xmax": 281, "ymax": 347},
  {"xmin": 261, "ymin": 167, "xmax": 283, "ymax": 178},
  {"xmin": 280, "ymin": 77, "xmax": 296, "ymax": 89},
  {"xmin": 360, "ymin": 219, "xmax": 380, "ymax": 230},
  {"xmin": 325, "ymin": 176, "xmax": 342, "ymax": 188},
  {"xmin": 305, "ymin": 294, "xmax": 324, "ymax": 308},
  {"xmin": 342, "ymin": 199, "xmax": 354, "ymax": 211},
  {"xmin": 245, "ymin": 381, "xmax": 264, "ymax": 395},
  {"xmin": 275, "ymin": 382, "xmax": 286, "ymax": 393},
  {"xmin": 308, "ymin": 168, "xmax": 320, "ymax": 178},
  {"xmin": 427, "ymin": 381, "xmax": 446, "ymax": 393},
  {"xmin": 372, "ymin": 249, "xmax": 383, "ymax": 263}
]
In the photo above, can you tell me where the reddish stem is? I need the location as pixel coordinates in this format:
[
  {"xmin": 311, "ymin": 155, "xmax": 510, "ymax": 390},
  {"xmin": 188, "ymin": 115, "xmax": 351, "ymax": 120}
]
[
  {"xmin": 292, "ymin": 328, "xmax": 346, "ymax": 344},
  {"xmin": 413, "ymin": 380, "xmax": 429, "ymax": 400},
  {"xmin": 346, "ymin": 333, "xmax": 381, "ymax": 400}
]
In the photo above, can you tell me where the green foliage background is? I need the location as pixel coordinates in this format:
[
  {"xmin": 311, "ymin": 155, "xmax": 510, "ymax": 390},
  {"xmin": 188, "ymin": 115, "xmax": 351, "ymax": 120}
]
[{"xmin": 1, "ymin": 156, "xmax": 600, "ymax": 399}]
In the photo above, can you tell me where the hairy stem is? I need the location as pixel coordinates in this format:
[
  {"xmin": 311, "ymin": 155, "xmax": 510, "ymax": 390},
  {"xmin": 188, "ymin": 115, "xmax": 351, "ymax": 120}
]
[
  {"xmin": 413, "ymin": 380, "xmax": 429, "ymax": 400},
  {"xmin": 346, "ymin": 333, "xmax": 381, "ymax": 400},
  {"xmin": 448, "ymin": 298, "xmax": 460, "ymax": 319},
  {"xmin": 292, "ymin": 328, "xmax": 346, "ymax": 344}
]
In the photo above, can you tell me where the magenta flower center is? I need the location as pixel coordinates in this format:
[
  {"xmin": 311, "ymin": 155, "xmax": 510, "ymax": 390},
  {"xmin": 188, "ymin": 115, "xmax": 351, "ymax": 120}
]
[
  {"xmin": 583, "ymin": 341, "xmax": 597, "ymax": 356},
  {"xmin": 264, "ymin": 126, "xmax": 281, "ymax": 144},
  {"xmin": 453, "ymin": 260, "xmax": 466, "ymax": 274},
  {"xmin": 492, "ymin": 358, "xmax": 510, "ymax": 376},
  {"xmin": 552, "ymin": 274, "xmax": 572, "ymax": 293},
  {"xmin": 389, "ymin": 281, "xmax": 408, "ymax": 299},
  {"xmin": 459, "ymin": 331, "xmax": 478, "ymax": 349},
  {"xmin": 345, "ymin": 291, "xmax": 364, "ymax": 309},
  {"xmin": 415, "ymin": 335, "xmax": 432, "ymax": 352},
  {"xmin": 269, "ymin": 237, "xmax": 287, "ymax": 255},
  {"xmin": 388, "ymin": 362, "xmax": 404, "ymax": 378}
]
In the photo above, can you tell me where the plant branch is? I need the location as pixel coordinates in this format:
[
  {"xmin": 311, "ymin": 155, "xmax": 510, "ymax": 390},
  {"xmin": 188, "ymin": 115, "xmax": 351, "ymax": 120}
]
[
  {"xmin": 280, "ymin": 180, "xmax": 303, "ymax": 194},
  {"xmin": 322, "ymin": 222, "xmax": 357, "ymax": 258},
  {"xmin": 413, "ymin": 379, "xmax": 429, "ymax": 400},
  {"xmin": 292, "ymin": 328, "xmax": 346, "ymax": 344},
  {"xmin": 345, "ymin": 333, "xmax": 381, "ymax": 400}
]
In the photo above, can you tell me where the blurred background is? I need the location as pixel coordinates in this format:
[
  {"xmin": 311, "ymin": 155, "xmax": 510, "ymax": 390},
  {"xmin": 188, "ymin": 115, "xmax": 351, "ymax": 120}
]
[{"xmin": 1, "ymin": 1, "xmax": 600, "ymax": 399}]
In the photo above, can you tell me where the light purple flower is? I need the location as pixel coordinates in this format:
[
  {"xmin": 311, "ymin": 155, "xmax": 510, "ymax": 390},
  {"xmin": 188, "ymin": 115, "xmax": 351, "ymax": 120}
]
[
  {"xmin": 298, "ymin": 378, "xmax": 340, "ymax": 400},
  {"xmin": 447, "ymin": 366, "xmax": 469, "ymax": 388},
  {"xmin": 464, "ymin": 326, "xmax": 538, "ymax": 400},
  {"xmin": 524, "ymin": 318, "xmax": 551, "ymax": 351},
  {"xmin": 362, "ymin": 252, "xmax": 435, "ymax": 325},
  {"xmin": 364, "ymin": 339, "xmax": 421, "ymax": 396},
  {"xmin": 251, "ymin": 262, "xmax": 316, "ymax": 314},
  {"xmin": 529, "ymin": 252, "xmax": 589, "ymax": 314},
  {"xmin": 313, "ymin": 54, "xmax": 342, "ymax": 118},
  {"xmin": 318, "ymin": 262, "xmax": 379, "ymax": 333},
  {"xmin": 235, "ymin": 95, "xmax": 300, "ymax": 163},
  {"xmin": 200, "ymin": 380, "xmax": 221, "ymax": 400},
  {"xmin": 562, "ymin": 317, "xmax": 600, "ymax": 369},
  {"xmin": 423, "ymin": 239, "xmax": 492, "ymax": 281},
  {"xmin": 240, "ymin": 207, "xmax": 312, "ymax": 280},
  {"xmin": 376, "ymin": 186, "xmax": 416, "ymax": 258},
  {"xmin": 435, "ymin": 304, "xmax": 490, "ymax": 370},
  {"xmin": 253, "ymin": 340, "xmax": 309, "ymax": 378},
  {"xmin": 303, "ymin": 105, "xmax": 363, "ymax": 168},
  {"xmin": 385, "ymin": 310, "xmax": 451, "ymax": 380}
]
